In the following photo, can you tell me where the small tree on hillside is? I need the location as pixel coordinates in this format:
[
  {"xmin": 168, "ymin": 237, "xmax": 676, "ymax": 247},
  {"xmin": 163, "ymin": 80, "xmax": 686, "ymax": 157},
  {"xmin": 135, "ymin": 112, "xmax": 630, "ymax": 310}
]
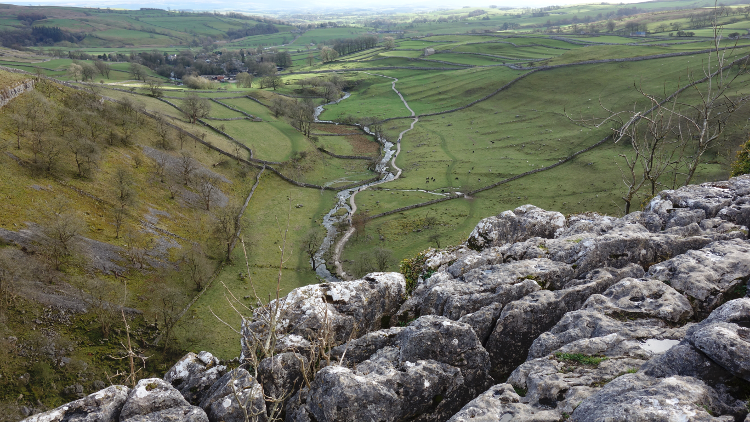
[
  {"xmin": 67, "ymin": 63, "xmax": 83, "ymax": 82},
  {"xmin": 213, "ymin": 203, "xmax": 242, "ymax": 262},
  {"xmin": 181, "ymin": 93, "xmax": 211, "ymax": 124},
  {"xmin": 300, "ymin": 228, "xmax": 324, "ymax": 270},
  {"xmin": 236, "ymin": 72, "xmax": 254, "ymax": 88},
  {"xmin": 352, "ymin": 210, "xmax": 369, "ymax": 238},
  {"xmin": 94, "ymin": 60, "xmax": 111, "ymax": 78}
]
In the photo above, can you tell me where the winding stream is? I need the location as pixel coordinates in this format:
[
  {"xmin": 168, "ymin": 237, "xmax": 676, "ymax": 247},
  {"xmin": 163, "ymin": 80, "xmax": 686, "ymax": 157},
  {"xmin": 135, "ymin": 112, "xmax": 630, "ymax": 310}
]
[{"xmin": 313, "ymin": 74, "xmax": 418, "ymax": 281}]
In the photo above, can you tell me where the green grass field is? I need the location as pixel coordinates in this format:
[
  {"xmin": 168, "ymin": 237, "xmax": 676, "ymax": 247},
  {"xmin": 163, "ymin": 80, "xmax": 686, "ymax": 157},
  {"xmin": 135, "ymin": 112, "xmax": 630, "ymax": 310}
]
[{"xmin": 185, "ymin": 172, "xmax": 336, "ymax": 359}]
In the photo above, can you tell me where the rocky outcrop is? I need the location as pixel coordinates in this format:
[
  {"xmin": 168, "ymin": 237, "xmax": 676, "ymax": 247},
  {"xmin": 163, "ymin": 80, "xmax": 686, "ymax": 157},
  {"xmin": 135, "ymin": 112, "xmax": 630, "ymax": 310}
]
[
  {"xmin": 446, "ymin": 384, "xmax": 560, "ymax": 422},
  {"xmin": 571, "ymin": 374, "xmax": 734, "ymax": 422},
  {"xmin": 240, "ymin": 273, "xmax": 406, "ymax": 358},
  {"xmin": 287, "ymin": 315, "xmax": 493, "ymax": 422},
  {"xmin": 25, "ymin": 175, "xmax": 750, "ymax": 422},
  {"xmin": 485, "ymin": 265, "xmax": 643, "ymax": 378},
  {"xmin": 199, "ymin": 369, "xmax": 267, "ymax": 422},
  {"xmin": 466, "ymin": 205, "xmax": 565, "ymax": 250},
  {"xmin": 120, "ymin": 378, "xmax": 208, "ymax": 422},
  {"xmin": 22, "ymin": 385, "xmax": 129, "ymax": 422},
  {"xmin": 0, "ymin": 79, "xmax": 34, "ymax": 108},
  {"xmin": 164, "ymin": 351, "xmax": 226, "ymax": 405}
]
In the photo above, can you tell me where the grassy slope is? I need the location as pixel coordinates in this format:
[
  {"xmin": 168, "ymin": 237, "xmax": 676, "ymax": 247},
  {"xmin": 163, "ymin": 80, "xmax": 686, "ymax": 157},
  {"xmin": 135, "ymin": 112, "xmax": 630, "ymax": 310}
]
[{"xmin": 0, "ymin": 75, "xmax": 255, "ymax": 416}]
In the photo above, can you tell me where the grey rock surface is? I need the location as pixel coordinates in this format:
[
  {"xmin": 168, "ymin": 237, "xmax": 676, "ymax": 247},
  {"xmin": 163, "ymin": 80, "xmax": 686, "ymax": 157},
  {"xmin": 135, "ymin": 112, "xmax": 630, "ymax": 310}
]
[
  {"xmin": 164, "ymin": 351, "xmax": 226, "ymax": 405},
  {"xmin": 21, "ymin": 385, "xmax": 129, "ymax": 422},
  {"xmin": 647, "ymin": 240, "xmax": 750, "ymax": 316},
  {"xmin": 199, "ymin": 368, "xmax": 267, "ymax": 422},
  {"xmin": 446, "ymin": 384, "xmax": 560, "ymax": 422},
  {"xmin": 120, "ymin": 379, "xmax": 206, "ymax": 422},
  {"xmin": 397, "ymin": 316, "xmax": 492, "ymax": 389},
  {"xmin": 571, "ymin": 374, "xmax": 732, "ymax": 422},
  {"xmin": 641, "ymin": 342, "xmax": 734, "ymax": 383},
  {"xmin": 690, "ymin": 322, "xmax": 750, "ymax": 382},
  {"xmin": 290, "ymin": 316, "xmax": 492, "ymax": 422},
  {"xmin": 457, "ymin": 302, "xmax": 503, "ymax": 344},
  {"xmin": 485, "ymin": 265, "xmax": 642, "ymax": 377},
  {"xmin": 665, "ymin": 208, "xmax": 707, "ymax": 229},
  {"xmin": 241, "ymin": 273, "xmax": 405, "ymax": 358},
  {"xmin": 330, "ymin": 326, "xmax": 404, "ymax": 366},
  {"xmin": 258, "ymin": 352, "xmax": 306, "ymax": 405},
  {"xmin": 466, "ymin": 205, "xmax": 565, "ymax": 250},
  {"xmin": 120, "ymin": 406, "xmax": 208, "ymax": 422},
  {"xmin": 527, "ymin": 309, "xmax": 688, "ymax": 360},
  {"xmin": 399, "ymin": 258, "xmax": 571, "ymax": 323},
  {"xmin": 582, "ymin": 277, "xmax": 694, "ymax": 322},
  {"xmin": 658, "ymin": 182, "xmax": 735, "ymax": 218},
  {"xmin": 684, "ymin": 298, "xmax": 750, "ymax": 382}
]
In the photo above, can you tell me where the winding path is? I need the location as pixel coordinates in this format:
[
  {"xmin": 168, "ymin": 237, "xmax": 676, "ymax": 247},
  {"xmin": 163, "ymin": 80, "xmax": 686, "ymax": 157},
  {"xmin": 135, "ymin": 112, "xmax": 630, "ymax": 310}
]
[{"xmin": 331, "ymin": 73, "xmax": 418, "ymax": 279}]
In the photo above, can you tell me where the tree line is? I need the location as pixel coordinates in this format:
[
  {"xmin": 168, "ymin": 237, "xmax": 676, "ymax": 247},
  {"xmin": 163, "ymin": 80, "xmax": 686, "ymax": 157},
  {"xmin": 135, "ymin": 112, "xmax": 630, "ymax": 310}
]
[
  {"xmin": 0, "ymin": 26, "xmax": 86, "ymax": 48},
  {"xmin": 329, "ymin": 35, "xmax": 378, "ymax": 56}
]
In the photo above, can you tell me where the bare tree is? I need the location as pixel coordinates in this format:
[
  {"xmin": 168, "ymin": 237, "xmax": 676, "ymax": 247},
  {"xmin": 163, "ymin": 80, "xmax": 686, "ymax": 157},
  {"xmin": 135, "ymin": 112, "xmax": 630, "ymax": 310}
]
[
  {"xmin": 263, "ymin": 75, "xmax": 282, "ymax": 91},
  {"xmin": 0, "ymin": 250, "xmax": 20, "ymax": 313},
  {"xmin": 145, "ymin": 78, "xmax": 164, "ymax": 98},
  {"xmin": 123, "ymin": 228, "xmax": 150, "ymax": 269},
  {"xmin": 154, "ymin": 113, "xmax": 174, "ymax": 150},
  {"xmin": 351, "ymin": 210, "xmax": 369, "ymax": 238},
  {"xmin": 373, "ymin": 247, "xmax": 393, "ymax": 272},
  {"xmin": 94, "ymin": 60, "xmax": 111, "ymax": 78},
  {"xmin": 197, "ymin": 173, "xmax": 219, "ymax": 211},
  {"xmin": 353, "ymin": 251, "xmax": 374, "ymax": 277},
  {"xmin": 319, "ymin": 46, "xmax": 339, "ymax": 63},
  {"xmin": 113, "ymin": 167, "xmax": 137, "ymax": 208},
  {"xmin": 176, "ymin": 128, "xmax": 188, "ymax": 150},
  {"xmin": 129, "ymin": 62, "xmax": 147, "ymax": 82},
  {"xmin": 76, "ymin": 277, "xmax": 123, "ymax": 338},
  {"xmin": 300, "ymin": 229, "xmax": 324, "ymax": 270},
  {"xmin": 67, "ymin": 136, "xmax": 100, "ymax": 178},
  {"xmin": 287, "ymin": 99, "xmax": 315, "ymax": 137},
  {"xmin": 181, "ymin": 243, "xmax": 211, "ymax": 291},
  {"xmin": 321, "ymin": 82, "xmax": 341, "ymax": 103},
  {"xmin": 271, "ymin": 96, "xmax": 287, "ymax": 118},
  {"xmin": 113, "ymin": 206, "xmax": 127, "ymax": 239},
  {"xmin": 429, "ymin": 233, "xmax": 442, "ymax": 249},
  {"xmin": 213, "ymin": 203, "xmax": 242, "ymax": 261},
  {"xmin": 38, "ymin": 136, "xmax": 64, "ymax": 173},
  {"xmin": 150, "ymin": 283, "xmax": 187, "ymax": 353},
  {"xmin": 38, "ymin": 198, "xmax": 84, "ymax": 270},
  {"xmin": 68, "ymin": 63, "xmax": 83, "ymax": 82},
  {"xmin": 179, "ymin": 151, "xmax": 197, "ymax": 186},
  {"xmin": 576, "ymin": 13, "xmax": 750, "ymax": 214},
  {"xmin": 81, "ymin": 62, "xmax": 97, "ymax": 81},
  {"xmin": 181, "ymin": 93, "xmax": 211, "ymax": 124},
  {"xmin": 151, "ymin": 151, "xmax": 169, "ymax": 183},
  {"xmin": 6, "ymin": 111, "xmax": 28, "ymax": 150}
]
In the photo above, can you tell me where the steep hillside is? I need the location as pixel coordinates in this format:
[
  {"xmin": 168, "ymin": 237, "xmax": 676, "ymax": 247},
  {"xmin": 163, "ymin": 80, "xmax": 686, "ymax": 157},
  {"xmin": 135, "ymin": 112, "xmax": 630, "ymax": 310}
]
[
  {"xmin": 0, "ymin": 69, "xmax": 258, "ymax": 421},
  {"xmin": 19, "ymin": 174, "xmax": 750, "ymax": 422}
]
